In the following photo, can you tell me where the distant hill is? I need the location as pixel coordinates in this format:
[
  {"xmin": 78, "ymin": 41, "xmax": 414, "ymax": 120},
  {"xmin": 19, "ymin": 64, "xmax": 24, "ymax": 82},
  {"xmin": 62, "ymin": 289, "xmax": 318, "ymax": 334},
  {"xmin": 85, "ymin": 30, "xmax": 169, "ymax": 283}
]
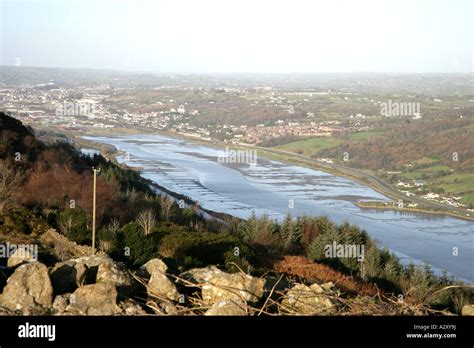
[{"xmin": 1, "ymin": 65, "xmax": 473, "ymax": 94}]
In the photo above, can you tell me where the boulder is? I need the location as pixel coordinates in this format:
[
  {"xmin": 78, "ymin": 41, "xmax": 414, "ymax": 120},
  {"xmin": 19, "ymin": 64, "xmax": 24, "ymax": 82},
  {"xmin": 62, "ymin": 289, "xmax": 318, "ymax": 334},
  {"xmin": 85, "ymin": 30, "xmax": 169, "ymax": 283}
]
[
  {"xmin": 281, "ymin": 283, "xmax": 336, "ymax": 315},
  {"xmin": 183, "ymin": 266, "xmax": 265, "ymax": 304},
  {"xmin": 73, "ymin": 255, "xmax": 112, "ymax": 268},
  {"xmin": 205, "ymin": 300, "xmax": 247, "ymax": 316},
  {"xmin": 67, "ymin": 282, "xmax": 121, "ymax": 315},
  {"xmin": 52, "ymin": 294, "xmax": 70, "ymax": 314},
  {"xmin": 140, "ymin": 259, "xmax": 179, "ymax": 302},
  {"xmin": 0, "ymin": 262, "xmax": 53, "ymax": 314},
  {"xmin": 138, "ymin": 258, "xmax": 168, "ymax": 279},
  {"xmin": 461, "ymin": 305, "xmax": 474, "ymax": 316},
  {"xmin": 119, "ymin": 300, "xmax": 147, "ymax": 316},
  {"xmin": 51, "ymin": 256, "xmax": 134, "ymax": 295},
  {"xmin": 148, "ymin": 273, "xmax": 180, "ymax": 302},
  {"xmin": 96, "ymin": 260, "xmax": 134, "ymax": 296},
  {"xmin": 7, "ymin": 246, "xmax": 37, "ymax": 267},
  {"xmin": 49, "ymin": 260, "xmax": 88, "ymax": 294}
]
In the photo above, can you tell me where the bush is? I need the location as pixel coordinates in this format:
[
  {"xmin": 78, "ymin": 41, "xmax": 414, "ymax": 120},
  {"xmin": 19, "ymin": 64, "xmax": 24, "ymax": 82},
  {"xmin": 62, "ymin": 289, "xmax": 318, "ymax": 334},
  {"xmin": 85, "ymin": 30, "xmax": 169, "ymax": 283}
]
[
  {"xmin": 57, "ymin": 208, "xmax": 89, "ymax": 244},
  {"xmin": 158, "ymin": 230, "xmax": 254, "ymax": 269},
  {"xmin": 113, "ymin": 222, "xmax": 159, "ymax": 266},
  {"xmin": 0, "ymin": 207, "xmax": 50, "ymax": 235}
]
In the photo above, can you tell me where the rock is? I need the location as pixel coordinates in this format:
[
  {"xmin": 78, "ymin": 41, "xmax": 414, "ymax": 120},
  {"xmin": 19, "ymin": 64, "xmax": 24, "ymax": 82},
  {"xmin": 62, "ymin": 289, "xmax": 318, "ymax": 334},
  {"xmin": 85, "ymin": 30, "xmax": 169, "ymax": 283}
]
[
  {"xmin": 52, "ymin": 294, "xmax": 70, "ymax": 314},
  {"xmin": 67, "ymin": 282, "xmax": 121, "ymax": 315},
  {"xmin": 7, "ymin": 246, "xmax": 37, "ymax": 267},
  {"xmin": 0, "ymin": 262, "xmax": 53, "ymax": 314},
  {"xmin": 96, "ymin": 260, "xmax": 134, "ymax": 296},
  {"xmin": 461, "ymin": 305, "xmax": 474, "ymax": 316},
  {"xmin": 137, "ymin": 258, "xmax": 179, "ymax": 301},
  {"xmin": 73, "ymin": 255, "xmax": 112, "ymax": 268},
  {"xmin": 39, "ymin": 229, "xmax": 95, "ymax": 260},
  {"xmin": 148, "ymin": 273, "xmax": 180, "ymax": 301},
  {"xmin": 119, "ymin": 300, "xmax": 147, "ymax": 315},
  {"xmin": 183, "ymin": 266, "xmax": 265, "ymax": 305},
  {"xmin": 160, "ymin": 300, "xmax": 178, "ymax": 315},
  {"xmin": 139, "ymin": 259, "xmax": 179, "ymax": 302},
  {"xmin": 137, "ymin": 258, "xmax": 168, "ymax": 279},
  {"xmin": 205, "ymin": 300, "xmax": 247, "ymax": 316},
  {"xmin": 49, "ymin": 260, "xmax": 88, "ymax": 294},
  {"xmin": 71, "ymin": 255, "xmax": 131, "ymax": 286},
  {"xmin": 281, "ymin": 283, "xmax": 336, "ymax": 315}
]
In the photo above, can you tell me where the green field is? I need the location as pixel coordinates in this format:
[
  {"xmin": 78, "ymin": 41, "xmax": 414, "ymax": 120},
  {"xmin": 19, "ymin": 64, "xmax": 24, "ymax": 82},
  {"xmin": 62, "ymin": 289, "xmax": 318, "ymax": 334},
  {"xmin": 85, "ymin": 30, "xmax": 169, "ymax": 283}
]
[
  {"xmin": 398, "ymin": 156, "xmax": 474, "ymax": 206},
  {"xmin": 411, "ymin": 157, "xmax": 440, "ymax": 166},
  {"xmin": 275, "ymin": 137, "xmax": 341, "ymax": 156},
  {"xmin": 418, "ymin": 165, "xmax": 451, "ymax": 173},
  {"xmin": 434, "ymin": 173, "xmax": 474, "ymax": 183},
  {"xmin": 438, "ymin": 183, "xmax": 473, "ymax": 195},
  {"xmin": 400, "ymin": 172, "xmax": 425, "ymax": 180},
  {"xmin": 460, "ymin": 193, "xmax": 474, "ymax": 206}
]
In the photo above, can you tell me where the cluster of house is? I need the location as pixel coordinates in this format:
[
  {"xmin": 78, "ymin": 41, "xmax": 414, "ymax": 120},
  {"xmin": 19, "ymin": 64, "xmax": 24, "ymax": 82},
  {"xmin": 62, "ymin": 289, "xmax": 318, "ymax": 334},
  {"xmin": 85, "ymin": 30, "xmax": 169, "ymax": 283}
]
[{"xmin": 397, "ymin": 180, "xmax": 464, "ymax": 207}]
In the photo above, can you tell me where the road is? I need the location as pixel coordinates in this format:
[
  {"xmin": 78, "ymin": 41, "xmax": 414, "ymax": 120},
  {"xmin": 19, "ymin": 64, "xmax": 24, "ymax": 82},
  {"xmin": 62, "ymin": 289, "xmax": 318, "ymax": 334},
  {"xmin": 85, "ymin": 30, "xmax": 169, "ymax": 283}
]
[{"xmin": 242, "ymin": 144, "xmax": 472, "ymax": 218}]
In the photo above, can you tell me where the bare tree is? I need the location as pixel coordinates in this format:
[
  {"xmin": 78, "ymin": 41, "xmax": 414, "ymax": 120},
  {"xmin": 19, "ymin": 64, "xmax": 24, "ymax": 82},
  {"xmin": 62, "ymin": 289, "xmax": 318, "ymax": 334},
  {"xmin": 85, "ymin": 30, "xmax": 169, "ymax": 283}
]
[
  {"xmin": 0, "ymin": 160, "xmax": 22, "ymax": 213},
  {"xmin": 158, "ymin": 195, "xmax": 174, "ymax": 221},
  {"xmin": 59, "ymin": 214, "xmax": 77, "ymax": 236},
  {"xmin": 136, "ymin": 209, "xmax": 156, "ymax": 235}
]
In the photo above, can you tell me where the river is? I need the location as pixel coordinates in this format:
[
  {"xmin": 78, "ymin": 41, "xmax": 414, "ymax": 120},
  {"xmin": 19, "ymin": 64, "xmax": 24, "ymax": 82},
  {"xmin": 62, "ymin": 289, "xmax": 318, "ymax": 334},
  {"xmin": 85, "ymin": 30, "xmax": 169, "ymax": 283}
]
[{"xmin": 83, "ymin": 134, "xmax": 474, "ymax": 282}]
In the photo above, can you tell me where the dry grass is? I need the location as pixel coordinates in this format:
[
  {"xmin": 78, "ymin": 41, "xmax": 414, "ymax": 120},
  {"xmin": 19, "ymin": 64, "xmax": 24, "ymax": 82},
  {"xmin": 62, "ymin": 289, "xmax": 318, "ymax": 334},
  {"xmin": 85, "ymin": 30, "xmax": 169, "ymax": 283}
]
[
  {"xmin": 127, "ymin": 261, "xmax": 462, "ymax": 316},
  {"xmin": 273, "ymin": 255, "xmax": 379, "ymax": 296}
]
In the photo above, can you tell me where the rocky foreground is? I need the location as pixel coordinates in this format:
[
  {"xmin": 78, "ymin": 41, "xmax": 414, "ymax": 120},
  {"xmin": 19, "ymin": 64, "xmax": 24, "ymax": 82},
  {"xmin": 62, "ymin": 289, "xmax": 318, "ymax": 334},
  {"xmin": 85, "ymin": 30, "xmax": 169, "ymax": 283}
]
[{"xmin": 1, "ymin": 230, "xmax": 473, "ymax": 316}]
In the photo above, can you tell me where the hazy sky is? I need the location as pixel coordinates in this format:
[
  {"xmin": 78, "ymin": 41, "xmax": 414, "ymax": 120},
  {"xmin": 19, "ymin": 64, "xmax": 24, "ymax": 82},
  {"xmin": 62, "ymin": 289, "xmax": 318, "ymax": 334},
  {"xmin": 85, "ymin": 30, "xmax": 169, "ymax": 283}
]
[{"xmin": 1, "ymin": 0, "xmax": 472, "ymax": 73}]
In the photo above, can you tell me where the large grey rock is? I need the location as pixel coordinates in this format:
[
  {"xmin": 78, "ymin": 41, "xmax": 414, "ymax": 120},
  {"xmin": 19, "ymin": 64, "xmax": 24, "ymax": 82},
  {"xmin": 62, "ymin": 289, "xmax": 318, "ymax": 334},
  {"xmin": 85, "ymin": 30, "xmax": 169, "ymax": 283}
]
[
  {"xmin": 461, "ymin": 305, "xmax": 474, "ymax": 316},
  {"xmin": 72, "ymin": 255, "xmax": 113, "ymax": 268},
  {"xmin": 138, "ymin": 258, "xmax": 168, "ymax": 278},
  {"xmin": 140, "ymin": 258, "xmax": 179, "ymax": 301},
  {"xmin": 7, "ymin": 246, "xmax": 37, "ymax": 267},
  {"xmin": 96, "ymin": 260, "xmax": 134, "ymax": 296},
  {"xmin": 205, "ymin": 300, "xmax": 247, "ymax": 316},
  {"xmin": 119, "ymin": 300, "xmax": 147, "ymax": 315},
  {"xmin": 281, "ymin": 283, "xmax": 336, "ymax": 314},
  {"xmin": 183, "ymin": 266, "xmax": 265, "ymax": 305},
  {"xmin": 67, "ymin": 282, "xmax": 121, "ymax": 315},
  {"xmin": 51, "ymin": 255, "xmax": 134, "ymax": 297},
  {"xmin": 49, "ymin": 260, "xmax": 88, "ymax": 294},
  {"xmin": 0, "ymin": 262, "xmax": 53, "ymax": 314},
  {"xmin": 52, "ymin": 294, "xmax": 71, "ymax": 314}
]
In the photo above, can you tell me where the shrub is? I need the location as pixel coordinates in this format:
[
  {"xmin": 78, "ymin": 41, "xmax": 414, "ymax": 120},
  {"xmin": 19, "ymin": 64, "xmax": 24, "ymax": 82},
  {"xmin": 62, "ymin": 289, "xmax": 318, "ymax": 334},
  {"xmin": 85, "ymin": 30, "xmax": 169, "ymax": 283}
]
[
  {"xmin": 57, "ymin": 208, "xmax": 89, "ymax": 244},
  {"xmin": 0, "ymin": 207, "xmax": 50, "ymax": 235},
  {"xmin": 113, "ymin": 221, "xmax": 159, "ymax": 266},
  {"xmin": 158, "ymin": 230, "xmax": 254, "ymax": 269},
  {"xmin": 280, "ymin": 213, "xmax": 300, "ymax": 253}
]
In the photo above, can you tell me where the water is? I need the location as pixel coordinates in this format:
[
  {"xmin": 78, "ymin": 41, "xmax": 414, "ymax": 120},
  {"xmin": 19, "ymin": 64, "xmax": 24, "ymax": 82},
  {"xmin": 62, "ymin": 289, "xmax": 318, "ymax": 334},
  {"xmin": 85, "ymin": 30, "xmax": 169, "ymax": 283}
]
[
  {"xmin": 83, "ymin": 134, "xmax": 474, "ymax": 282},
  {"xmin": 80, "ymin": 148, "xmax": 100, "ymax": 157}
]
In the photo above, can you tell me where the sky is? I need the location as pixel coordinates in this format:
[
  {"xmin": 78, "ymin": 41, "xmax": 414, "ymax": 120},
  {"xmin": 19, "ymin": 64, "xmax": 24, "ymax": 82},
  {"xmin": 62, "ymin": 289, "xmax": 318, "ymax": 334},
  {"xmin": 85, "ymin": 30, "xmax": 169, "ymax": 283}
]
[{"xmin": 0, "ymin": 0, "xmax": 472, "ymax": 73}]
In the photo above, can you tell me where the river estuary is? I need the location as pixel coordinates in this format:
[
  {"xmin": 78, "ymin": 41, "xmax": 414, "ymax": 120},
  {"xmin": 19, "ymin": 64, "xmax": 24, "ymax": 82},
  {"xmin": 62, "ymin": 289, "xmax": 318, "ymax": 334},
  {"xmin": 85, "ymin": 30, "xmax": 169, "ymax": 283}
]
[{"xmin": 83, "ymin": 134, "xmax": 474, "ymax": 282}]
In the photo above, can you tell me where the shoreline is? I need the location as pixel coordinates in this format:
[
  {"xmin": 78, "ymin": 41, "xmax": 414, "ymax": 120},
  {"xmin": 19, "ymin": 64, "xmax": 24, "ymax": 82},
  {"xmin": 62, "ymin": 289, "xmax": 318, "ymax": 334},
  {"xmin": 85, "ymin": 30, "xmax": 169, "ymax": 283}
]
[
  {"xmin": 356, "ymin": 201, "xmax": 474, "ymax": 221},
  {"xmin": 73, "ymin": 127, "xmax": 474, "ymax": 222}
]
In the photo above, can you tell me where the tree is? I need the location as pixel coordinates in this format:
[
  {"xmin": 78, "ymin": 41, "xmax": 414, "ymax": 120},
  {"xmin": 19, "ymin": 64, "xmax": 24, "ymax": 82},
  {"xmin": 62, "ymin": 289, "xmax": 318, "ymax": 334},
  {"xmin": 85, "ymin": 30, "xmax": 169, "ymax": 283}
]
[
  {"xmin": 58, "ymin": 208, "xmax": 89, "ymax": 243},
  {"xmin": 0, "ymin": 160, "xmax": 22, "ymax": 213},
  {"xmin": 136, "ymin": 209, "xmax": 156, "ymax": 235},
  {"xmin": 158, "ymin": 195, "xmax": 174, "ymax": 221},
  {"xmin": 280, "ymin": 212, "xmax": 298, "ymax": 252}
]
